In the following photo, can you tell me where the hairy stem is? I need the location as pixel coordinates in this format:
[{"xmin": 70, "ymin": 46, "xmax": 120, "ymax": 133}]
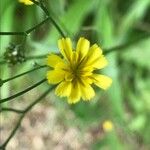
[
  {"xmin": 0, "ymin": 108, "xmax": 24, "ymax": 114},
  {"xmin": 0, "ymin": 78, "xmax": 47, "ymax": 103},
  {"xmin": 104, "ymin": 33, "xmax": 150, "ymax": 54},
  {"xmin": 1, "ymin": 65, "xmax": 46, "ymax": 86},
  {"xmin": 0, "ymin": 87, "xmax": 53, "ymax": 149},
  {"xmin": 0, "ymin": 32, "xmax": 25, "ymax": 35},
  {"xmin": 0, "ymin": 1, "xmax": 66, "ymax": 37}
]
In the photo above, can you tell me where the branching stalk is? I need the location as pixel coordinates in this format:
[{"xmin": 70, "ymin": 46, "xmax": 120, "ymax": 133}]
[
  {"xmin": 0, "ymin": 87, "xmax": 53, "ymax": 149},
  {"xmin": 1, "ymin": 65, "xmax": 46, "ymax": 85},
  {"xmin": 0, "ymin": 78, "xmax": 47, "ymax": 103}
]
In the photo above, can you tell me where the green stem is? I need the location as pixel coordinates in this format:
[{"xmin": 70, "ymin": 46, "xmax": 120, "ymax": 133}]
[
  {"xmin": 0, "ymin": 1, "xmax": 65, "ymax": 37},
  {"xmin": 0, "ymin": 78, "xmax": 47, "ymax": 103},
  {"xmin": 26, "ymin": 17, "xmax": 50, "ymax": 34},
  {"xmin": 31, "ymin": 0, "xmax": 66, "ymax": 37},
  {"xmin": 24, "ymin": 86, "xmax": 54, "ymax": 113},
  {"xmin": 0, "ymin": 114, "xmax": 25, "ymax": 149},
  {"xmin": 1, "ymin": 33, "xmax": 149, "ymax": 64},
  {"xmin": 1, "ymin": 65, "xmax": 46, "ymax": 85},
  {"xmin": 48, "ymin": 16, "xmax": 66, "ymax": 37},
  {"xmin": 39, "ymin": 0, "xmax": 50, "ymax": 16},
  {"xmin": 0, "ymin": 87, "xmax": 53, "ymax": 149},
  {"xmin": 0, "ymin": 32, "xmax": 25, "ymax": 35},
  {"xmin": 0, "ymin": 108, "xmax": 24, "ymax": 114},
  {"xmin": 104, "ymin": 33, "xmax": 150, "ymax": 54},
  {"xmin": 26, "ymin": 54, "xmax": 47, "ymax": 60}
]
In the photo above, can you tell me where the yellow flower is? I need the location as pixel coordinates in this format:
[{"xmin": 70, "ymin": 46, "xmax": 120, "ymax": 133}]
[
  {"xmin": 19, "ymin": 0, "xmax": 34, "ymax": 5},
  {"xmin": 47, "ymin": 37, "xmax": 112, "ymax": 104},
  {"xmin": 102, "ymin": 120, "xmax": 114, "ymax": 132}
]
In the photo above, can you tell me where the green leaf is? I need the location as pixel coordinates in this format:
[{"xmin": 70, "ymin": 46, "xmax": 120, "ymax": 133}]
[
  {"xmin": 129, "ymin": 115, "xmax": 146, "ymax": 131},
  {"xmin": 122, "ymin": 39, "xmax": 150, "ymax": 68},
  {"xmin": 120, "ymin": 0, "xmax": 150, "ymax": 33},
  {"xmin": 44, "ymin": 0, "xmax": 98, "ymax": 44},
  {"xmin": 94, "ymin": 0, "xmax": 125, "ymax": 121}
]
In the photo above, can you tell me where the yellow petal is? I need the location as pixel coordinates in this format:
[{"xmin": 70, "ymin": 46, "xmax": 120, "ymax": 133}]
[
  {"xmin": 91, "ymin": 55, "xmax": 108, "ymax": 69},
  {"xmin": 47, "ymin": 70, "xmax": 65, "ymax": 84},
  {"xmin": 80, "ymin": 83, "xmax": 95, "ymax": 101},
  {"xmin": 82, "ymin": 76, "xmax": 93, "ymax": 84},
  {"xmin": 58, "ymin": 38, "xmax": 72, "ymax": 61},
  {"xmin": 92, "ymin": 74, "xmax": 112, "ymax": 90},
  {"xmin": 82, "ymin": 55, "xmax": 108, "ymax": 70},
  {"xmin": 70, "ymin": 51, "xmax": 78, "ymax": 66},
  {"xmin": 76, "ymin": 37, "xmax": 90, "ymax": 61},
  {"xmin": 80, "ymin": 44, "xmax": 104, "ymax": 68},
  {"xmin": 55, "ymin": 81, "xmax": 71, "ymax": 97},
  {"xmin": 19, "ymin": 0, "xmax": 33, "ymax": 5},
  {"xmin": 68, "ymin": 81, "xmax": 81, "ymax": 104},
  {"xmin": 89, "ymin": 44, "xmax": 102, "ymax": 55},
  {"xmin": 47, "ymin": 54, "xmax": 64, "ymax": 68},
  {"xmin": 55, "ymin": 62, "xmax": 69, "ymax": 71},
  {"xmin": 86, "ymin": 44, "xmax": 102, "ymax": 62},
  {"xmin": 65, "ymin": 72, "xmax": 74, "ymax": 81},
  {"xmin": 80, "ymin": 66, "xmax": 93, "ymax": 77}
]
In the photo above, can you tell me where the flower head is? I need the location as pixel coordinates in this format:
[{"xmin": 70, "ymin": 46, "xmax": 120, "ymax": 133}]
[
  {"xmin": 19, "ymin": 0, "xmax": 34, "ymax": 5},
  {"xmin": 102, "ymin": 120, "xmax": 114, "ymax": 132},
  {"xmin": 47, "ymin": 37, "xmax": 112, "ymax": 104}
]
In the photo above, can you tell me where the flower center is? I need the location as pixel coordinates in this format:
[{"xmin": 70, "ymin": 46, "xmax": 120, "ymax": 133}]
[{"xmin": 64, "ymin": 62, "xmax": 82, "ymax": 82}]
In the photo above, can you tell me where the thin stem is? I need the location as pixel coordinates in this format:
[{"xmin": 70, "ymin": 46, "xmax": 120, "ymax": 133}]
[
  {"xmin": 31, "ymin": 0, "xmax": 49, "ymax": 16},
  {"xmin": 1, "ymin": 65, "xmax": 46, "ymax": 85},
  {"xmin": 31, "ymin": 0, "xmax": 66, "ymax": 37},
  {"xmin": 0, "ymin": 108, "xmax": 24, "ymax": 114},
  {"xmin": 0, "ymin": 114, "xmax": 25, "ymax": 149},
  {"xmin": 24, "ymin": 86, "xmax": 54, "ymax": 113},
  {"xmin": 104, "ymin": 33, "xmax": 150, "ymax": 54},
  {"xmin": 25, "ymin": 17, "xmax": 50, "ymax": 34},
  {"xmin": 0, "ymin": 1, "xmax": 66, "ymax": 37},
  {"xmin": 0, "ymin": 32, "xmax": 25, "ymax": 36},
  {"xmin": 16, "ymin": 33, "xmax": 150, "ymax": 59},
  {"xmin": 0, "ymin": 87, "xmax": 53, "ymax": 149},
  {"xmin": 39, "ymin": 0, "xmax": 50, "ymax": 16},
  {"xmin": 48, "ymin": 16, "xmax": 66, "ymax": 37},
  {"xmin": 26, "ymin": 54, "xmax": 47, "ymax": 60},
  {"xmin": 1, "ymin": 33, "xmax": 149, "ymax": 64},
  {"xmin": 0, "ymin": 78, "xmax": 47, "ymax": 103}
]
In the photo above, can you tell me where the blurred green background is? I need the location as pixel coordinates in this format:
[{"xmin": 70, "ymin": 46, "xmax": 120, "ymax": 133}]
[{"xmin": 0, "ymin": 0, "xmax": 150, "ymax": 149}]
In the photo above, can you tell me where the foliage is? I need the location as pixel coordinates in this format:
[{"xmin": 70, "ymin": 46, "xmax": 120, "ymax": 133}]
[{"xmin": 0, "ymin": 0, "xmax": 150, "ymax": 149}]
